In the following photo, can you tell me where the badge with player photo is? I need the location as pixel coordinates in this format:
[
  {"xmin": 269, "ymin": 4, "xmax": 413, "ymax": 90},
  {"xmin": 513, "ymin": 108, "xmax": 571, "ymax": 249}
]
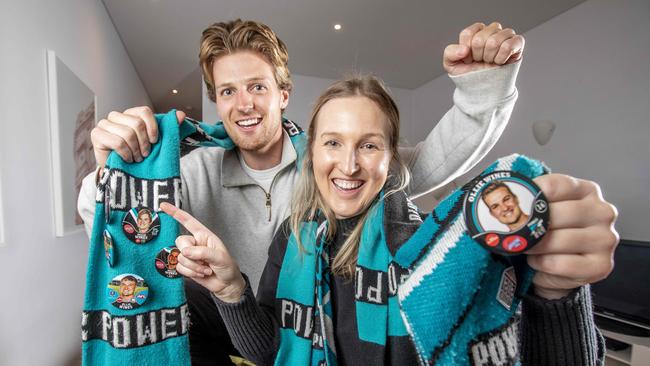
[
  {"xmin": 155, "ymin": 246, "xmax": 182, "ymax": 279},
  {"xmin": 463, "ymin": 171, "xmax": 549, "ymax": 255},
  {"xmin": 122, "ymin": 206, "xmax": 160, "ymax": 244},
  {"xmin": 107, "ymin": 273, "xmax": 149, "ymax": 310}
]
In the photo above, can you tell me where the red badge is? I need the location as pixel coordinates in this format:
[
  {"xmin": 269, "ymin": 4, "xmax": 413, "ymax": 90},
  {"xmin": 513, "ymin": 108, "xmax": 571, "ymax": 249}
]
[
  {"xmin": 485, "ymin": 233, "xmax": 500, "ymax": 247},
  {"xmin": 502, "ymin": 235, "xmax": 528, "ymax": 253}
]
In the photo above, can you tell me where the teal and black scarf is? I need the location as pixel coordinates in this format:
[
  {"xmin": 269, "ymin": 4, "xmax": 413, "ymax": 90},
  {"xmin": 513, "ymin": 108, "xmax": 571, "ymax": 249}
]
[
  {"xmin": 275, "ymin": 154, "xmax": 548, "ymax": 366},
  {"xmin": 274, "ymin": 192, "xmax": 413, "ymax": 366},
  {"xmin": 81, "ymin": 111, "xmax": 305, "ymax": 365}
]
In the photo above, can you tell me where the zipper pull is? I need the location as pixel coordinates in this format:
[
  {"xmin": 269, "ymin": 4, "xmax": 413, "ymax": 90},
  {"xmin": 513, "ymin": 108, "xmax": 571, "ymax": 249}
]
[{"xmin": 265, "ymin": 193, "xmax": 272, "ymax": 222}]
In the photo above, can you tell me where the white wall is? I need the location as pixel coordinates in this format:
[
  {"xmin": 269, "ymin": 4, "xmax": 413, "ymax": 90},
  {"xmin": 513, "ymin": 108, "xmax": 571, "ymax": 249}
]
[
  {"xmin": 203, "ymin": 73, "xmax": 414, "ymax": 132},
  {"xmin": 410, "ymin": 0, "xmax": 650, "ymax": 241},
  {"xmin": 0, "ymin": 0, "xmax": 151, "ymax": 364},
  {"xmin": 202, "ymin": 0, "xmax": 650, "ymax": 242}
]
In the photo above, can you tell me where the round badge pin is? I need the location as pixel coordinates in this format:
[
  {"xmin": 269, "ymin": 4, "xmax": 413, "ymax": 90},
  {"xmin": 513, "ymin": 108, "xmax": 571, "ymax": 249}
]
[
  {"xmin": 107, "ymin": 273, "xmax": 149, "ymax": 310},
  {"xmin": 122, "ymin": 207, "xmax": 160, "ymax": 244},
  {"xmin": 155, "ymin": 246, "xmax": 182, "ymax": 279},
  {"xmin": 463, "ymin": 170, "xmax": 550, "ymax": 256},
  {"xmin": 103, "ymin": 230, "xmax": 115, "ymax": 267}
]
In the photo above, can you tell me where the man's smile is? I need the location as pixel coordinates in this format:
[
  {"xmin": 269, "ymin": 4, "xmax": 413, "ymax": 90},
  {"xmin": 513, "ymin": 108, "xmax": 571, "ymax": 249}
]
[{"xmin": 235, "ymin": 117, "xmax": 262, "ymax": 129}]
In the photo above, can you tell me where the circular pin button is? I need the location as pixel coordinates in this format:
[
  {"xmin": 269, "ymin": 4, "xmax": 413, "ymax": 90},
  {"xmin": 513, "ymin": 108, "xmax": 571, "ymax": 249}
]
[
  {"xmin": 502, "ymin": 235, "xmax": 528, "ymax": 253},
  {"xmin": 107, "ymin": 274, "xmax": 149, "ymax": 310},
  {"xmin": 155, "ymin": 246, "xmax": 182, "ymax": 279},
  {"xmin": 122, "ymin": 207, "xmax": 160, "ymax": 244},
  {"xmin": 485, "ymin": 233, "xmax": 500, "ymax": 247},
  {"xmin": 463, "ymin": 170, "xmax": 550, "ymax": 256},
  {"xmin": 103, "ymin": 230, "xmax": 115, "ymax": 267}
]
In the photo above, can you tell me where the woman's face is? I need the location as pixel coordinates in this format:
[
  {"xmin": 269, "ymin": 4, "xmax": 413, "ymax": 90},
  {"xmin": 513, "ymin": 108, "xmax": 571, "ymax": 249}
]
[{"xmin": 312, "ymin": 96, "xmax": 392, "ymax": 219}]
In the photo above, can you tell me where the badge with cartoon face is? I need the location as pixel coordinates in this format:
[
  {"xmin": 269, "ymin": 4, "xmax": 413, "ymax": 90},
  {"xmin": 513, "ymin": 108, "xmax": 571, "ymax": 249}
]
[
  {"xmin": 122, "ymin": 207, "xmax": 160, "ymax": 244},
  {"xmin": 155, "ymin": 246, "xmax": 182, "ymax": 279},
  {"xmin": 107, "ymin": 273, "xmax": 149, "ymax": 310},
  {"xmin": 463, "ymin": 171, "xmax": 549, "ymax": 255},
  {"xmin": 103, "ymin": 230, "xmax": 115, "ymax": 267}
]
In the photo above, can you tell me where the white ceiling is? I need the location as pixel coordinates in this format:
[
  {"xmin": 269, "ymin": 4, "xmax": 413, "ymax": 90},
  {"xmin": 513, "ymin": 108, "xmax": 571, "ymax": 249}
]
[{"xmin": 102, "ymin": 0, "xmax": 586, "ymax": 118}]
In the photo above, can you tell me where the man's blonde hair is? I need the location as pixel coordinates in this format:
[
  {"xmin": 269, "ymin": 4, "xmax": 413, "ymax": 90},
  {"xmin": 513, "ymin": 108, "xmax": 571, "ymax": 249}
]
[{"xmin": 199, "ymin": 19, "xmax": 293, "ymax": 102}]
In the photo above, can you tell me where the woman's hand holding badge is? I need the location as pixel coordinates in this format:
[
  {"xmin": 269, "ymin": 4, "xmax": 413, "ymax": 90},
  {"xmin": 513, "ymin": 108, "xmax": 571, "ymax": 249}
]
[{"xmin": 528, "ymin": 174, "xmax": 619, "ymax": 299}]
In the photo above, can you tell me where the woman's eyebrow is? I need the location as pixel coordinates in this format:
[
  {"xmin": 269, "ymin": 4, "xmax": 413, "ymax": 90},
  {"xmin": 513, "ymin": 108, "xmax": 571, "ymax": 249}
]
[{"xmin": 319, "ymin": 131, "xmax": 385, "ymax": 139}]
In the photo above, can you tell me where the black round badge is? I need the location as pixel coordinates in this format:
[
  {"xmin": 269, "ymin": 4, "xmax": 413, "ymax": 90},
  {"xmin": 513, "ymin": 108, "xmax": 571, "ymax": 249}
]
[
  {"xmin": 122, "ymin": 207, "xmax": 160, "ymax": 244},
  {"xmin": 107, "ymin": 274, "xmax": 149, "ymax": 310},
  {"xmin": 155, "ymin": 246, "xmax": 182, "ymax": 279},
  {"xmin": 463, "ymin": 171, "xmax": 549, "ymax": 256}
]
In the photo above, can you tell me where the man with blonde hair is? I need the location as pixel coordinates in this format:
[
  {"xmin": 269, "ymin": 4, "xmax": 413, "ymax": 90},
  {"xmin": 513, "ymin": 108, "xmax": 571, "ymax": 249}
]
[
  {"xmin": 136, "ymin": 208, "xmax": 153, "ymax": 233},
  {"xmin": 79, "ymin": 19, "xmax": 525, "ymax": 364},
  {"xmin": 481, "ymin": 181, "xmax": 530, "ymax": 231},
  {"xmin": 117, "ymin": 275, "xmax": 137, "ymax": 304}
]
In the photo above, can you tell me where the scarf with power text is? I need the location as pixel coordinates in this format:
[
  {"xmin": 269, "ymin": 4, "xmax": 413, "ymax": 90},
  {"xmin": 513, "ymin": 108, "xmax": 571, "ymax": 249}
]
[
  {"xmin": 275, "ymin": 154, "xmax": 548, "ymax": 366},
  {"xmin": 275, "ymin": 191, "xmax": 411, "ymax": 366},
  {"xmin": 81, "ymin": 111, "xmax": 305, "ymax": 365}
]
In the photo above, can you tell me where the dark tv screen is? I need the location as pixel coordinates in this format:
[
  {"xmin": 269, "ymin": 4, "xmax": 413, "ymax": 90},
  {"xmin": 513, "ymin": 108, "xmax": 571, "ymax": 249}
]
[{"xmin": 592, "ymin": 240, "xmax": 650, "ymax": 328}]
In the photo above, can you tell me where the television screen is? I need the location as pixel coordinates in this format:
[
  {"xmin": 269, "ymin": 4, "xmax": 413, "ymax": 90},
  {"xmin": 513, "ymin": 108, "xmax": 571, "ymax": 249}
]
[{"xmin": 592, "ymin": 240, "xmax": 650, "ymax": 331}]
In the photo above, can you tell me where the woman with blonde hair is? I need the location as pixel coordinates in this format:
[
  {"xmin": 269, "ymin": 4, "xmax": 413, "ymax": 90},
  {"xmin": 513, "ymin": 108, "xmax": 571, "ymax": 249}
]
[{"xmin": 161, "ymin": 75, "xmax": 616, "ymax": 365}]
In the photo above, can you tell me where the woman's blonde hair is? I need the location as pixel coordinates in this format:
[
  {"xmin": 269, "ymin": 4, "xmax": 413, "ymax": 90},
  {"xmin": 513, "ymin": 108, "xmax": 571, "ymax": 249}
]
[{"xmin": 290, "ymin": 75, "xmax": 410, "ymax": 278}]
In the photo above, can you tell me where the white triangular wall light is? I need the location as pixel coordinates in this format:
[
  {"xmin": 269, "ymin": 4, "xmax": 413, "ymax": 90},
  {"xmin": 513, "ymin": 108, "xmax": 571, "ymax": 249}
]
[{"xmin": 532, "ymin": 120, "xmax": 556, "ymax": 146}]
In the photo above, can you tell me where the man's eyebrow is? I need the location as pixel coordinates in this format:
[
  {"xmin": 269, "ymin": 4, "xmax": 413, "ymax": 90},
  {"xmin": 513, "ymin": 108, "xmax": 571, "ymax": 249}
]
[
  {"xmin": 246, "ymin": 77, "xmax": 270, "ymax": 83},
  {"xmin": 215, "ymin": 76, "xmax": 271, "ymax": 89}
]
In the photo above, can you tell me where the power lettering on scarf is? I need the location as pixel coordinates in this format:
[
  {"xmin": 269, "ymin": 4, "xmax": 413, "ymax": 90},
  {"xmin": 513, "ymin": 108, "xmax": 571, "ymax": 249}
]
[
  {"xmin": 82, "ymin": 304, "xmax": 190, "ymax": 349},
  {"xmin": 356, "ymin": 263, "xmax": 410, "ymax": 304},
  {"xmin": 278, "ymin": 299, "xmax": 320, "ymax": 343},
  {"xmin": 96, "ymin": 167, "xmax": 181, "ymax": 211},
  {"xmin": 469, "ymin": 319, "xmax": 519, "ymax": 366}
]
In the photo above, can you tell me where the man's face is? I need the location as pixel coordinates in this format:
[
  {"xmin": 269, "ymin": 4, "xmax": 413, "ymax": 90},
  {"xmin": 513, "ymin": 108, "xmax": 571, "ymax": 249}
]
[
  {"xmin": 137, "ymin": 212, "xmax": 152, "ymax": 233},
  {"xmin": 168, "ymin": 251, "xmax": 179, "ymax": 269},
  {"xmin": 119, "ymin": 279, "xmax": 136, "ymax": 297},
  {"xmin": 483, "ymin": 186, "xmax": 523, "ymax": 226},
  {"xmin": 212, "ymin": 51, "xmax": 289, "ymax": 153}
]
